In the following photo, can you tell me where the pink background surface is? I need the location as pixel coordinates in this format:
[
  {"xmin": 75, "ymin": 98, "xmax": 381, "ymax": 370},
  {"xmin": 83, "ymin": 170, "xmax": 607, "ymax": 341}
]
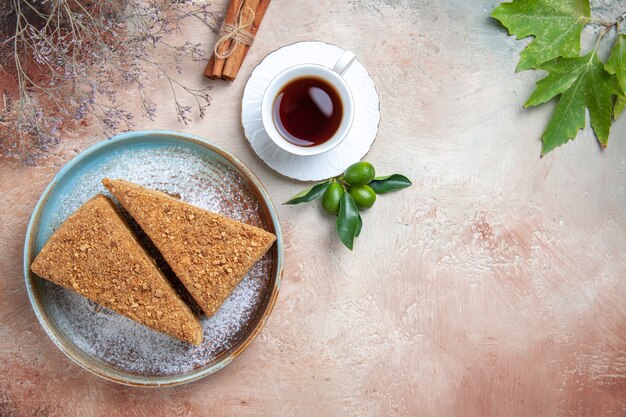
[{"xmin": 1, "ymin": 1, "xmax": 625, "ymax": 415}]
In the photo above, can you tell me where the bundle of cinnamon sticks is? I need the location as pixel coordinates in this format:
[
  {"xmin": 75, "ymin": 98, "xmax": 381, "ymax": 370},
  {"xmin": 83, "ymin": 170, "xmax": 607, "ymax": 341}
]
[{"xmin": 204, "ymin": 0, "xmax": 271, "ymax": 81}]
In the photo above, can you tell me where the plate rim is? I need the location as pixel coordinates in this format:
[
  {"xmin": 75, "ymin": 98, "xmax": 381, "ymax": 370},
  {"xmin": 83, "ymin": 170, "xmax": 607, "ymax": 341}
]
[{"xmin": 22, "ymin": 130, "xmax": 284, "ymax": 387}]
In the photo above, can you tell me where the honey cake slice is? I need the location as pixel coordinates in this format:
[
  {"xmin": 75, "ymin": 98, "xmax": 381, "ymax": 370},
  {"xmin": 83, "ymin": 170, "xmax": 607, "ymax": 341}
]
[
  {"xmin": 102, "ymin": 178, "xmax": 276, "ymax": 317},
  {"xmin": 30, "ymin": 194, "xmax": 203, "ymax": 345}
]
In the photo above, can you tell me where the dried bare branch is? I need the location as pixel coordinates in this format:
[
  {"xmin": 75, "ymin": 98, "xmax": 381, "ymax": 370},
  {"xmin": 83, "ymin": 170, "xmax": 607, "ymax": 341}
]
[{"xmin": 0, "ymin": 0, "xmax": 218, "ymax": 163}]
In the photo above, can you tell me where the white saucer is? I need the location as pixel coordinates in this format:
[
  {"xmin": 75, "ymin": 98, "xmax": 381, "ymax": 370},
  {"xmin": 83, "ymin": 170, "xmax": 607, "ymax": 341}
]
[{"xmin": 242, "ymin": 41, "xmax": 380, "ymax": 182}]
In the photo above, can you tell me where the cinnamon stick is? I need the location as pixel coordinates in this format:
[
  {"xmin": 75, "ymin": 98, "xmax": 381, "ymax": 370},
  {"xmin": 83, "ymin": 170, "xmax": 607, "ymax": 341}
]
[
  {"xmin": 205, "ymin": 54, "xmax": 217, "ymax": 78},
  {"xmin": 203, "ymin": 0, "xmax": 243, "ymax": 79},
  {"xmin": 221, "ymin": 0, "xmax": 270, "ymax": 80}
]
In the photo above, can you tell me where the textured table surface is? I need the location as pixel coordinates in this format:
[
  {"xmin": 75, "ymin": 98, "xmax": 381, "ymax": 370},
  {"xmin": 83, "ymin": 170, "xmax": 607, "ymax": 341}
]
[{"xmin": 1, "ymin": 1, "xmax": 625, "ymax": 416}]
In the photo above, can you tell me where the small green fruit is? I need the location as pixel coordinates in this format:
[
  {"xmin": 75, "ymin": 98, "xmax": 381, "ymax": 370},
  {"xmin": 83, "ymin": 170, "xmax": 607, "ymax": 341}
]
[
  {"xmin": 321, "ymin": 183, "xmax": 345, "ymax": 215},
  {"xmin": 348, "ymin": 185, "xmax": 376, "ymax": 209},
  {"xmin": 343, "ymin": 162, "xmax": 375, "ymax": 186}
]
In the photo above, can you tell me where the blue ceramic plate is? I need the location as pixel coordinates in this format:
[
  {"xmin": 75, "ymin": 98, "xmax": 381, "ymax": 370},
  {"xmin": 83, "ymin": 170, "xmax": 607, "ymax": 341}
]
[{"xmin": 23, "ymin": 131, "xmax": 283, "ymax": 386}]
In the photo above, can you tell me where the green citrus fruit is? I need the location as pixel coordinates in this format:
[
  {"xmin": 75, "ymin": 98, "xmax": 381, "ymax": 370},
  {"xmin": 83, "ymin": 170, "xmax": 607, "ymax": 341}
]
[
  {"xmin": 343, "ymin": 162, "xmax": 375, "ymax": 186},
  {"xmin": 321, "ymin": 183, "xmax": 345, "ymax": 215},
  {"xmin": 348, "ymin": 185, "xmax": 377, "ymax": 209}
]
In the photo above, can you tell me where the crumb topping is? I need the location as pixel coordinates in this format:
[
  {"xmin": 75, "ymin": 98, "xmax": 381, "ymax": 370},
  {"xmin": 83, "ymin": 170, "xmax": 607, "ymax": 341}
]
[
  {"xmin": 30, "ymin": 195, "xmax": 203, "ymax": 345},
  {"xmin": 103, "ymin": 178, "xmax": 276, "ymax": 317}
]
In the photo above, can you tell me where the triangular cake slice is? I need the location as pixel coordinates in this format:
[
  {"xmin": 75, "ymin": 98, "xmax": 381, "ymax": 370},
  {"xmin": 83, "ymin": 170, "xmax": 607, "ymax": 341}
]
[
  {"xmin": 31, "ymin": 195, "xmax": 203, "ymax": 345},
  {"xmin": 103, "ymin": 178, "xmax": 276, "ymax": 317}
]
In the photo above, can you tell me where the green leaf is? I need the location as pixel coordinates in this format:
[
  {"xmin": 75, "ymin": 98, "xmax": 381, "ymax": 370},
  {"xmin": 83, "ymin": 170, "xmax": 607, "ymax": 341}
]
[
  {"xmin": 614, "ymin": 97, "xmax": 626, "ymax": 119},
  {"xmin": 355, "ymin": 213, "xmax": 363, "ymax": 237},
  {"xmin": 606, "ymin": 34, "xmax": 626, "ymax": 86},
  {"xmin": 369, "ymin": 174, "xmax": 412, "ymax": 194},
  {"xmin": 492, "ymin": 0, "xmax": 591, "ymax": 72},
  {"xmin": 605, "ymin": 34, "xmax": 626, "ymax": 119},
  {"xmin": 336, "ymin": 193, "xmax": 360, "ymax": 250},
  {"xmin": 283, "ymin": 181, "xmax": 329, "ymax": 205},
  {"xmin": 525, "ymin": 52, "xmax": 623, "ymax": 155}
]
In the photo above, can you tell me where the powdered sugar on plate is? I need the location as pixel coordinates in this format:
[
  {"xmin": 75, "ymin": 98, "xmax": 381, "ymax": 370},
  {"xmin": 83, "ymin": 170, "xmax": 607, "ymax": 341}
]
[{"xmin": 36, "ymin": 142, "xmax": 276, "ymax": 376}]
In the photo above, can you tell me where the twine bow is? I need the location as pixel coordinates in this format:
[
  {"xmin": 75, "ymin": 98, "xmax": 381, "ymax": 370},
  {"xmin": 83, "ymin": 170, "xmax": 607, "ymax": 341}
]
[{"xmin": 213, "ymin": 3, "xmax": 256, "ymax": 60}]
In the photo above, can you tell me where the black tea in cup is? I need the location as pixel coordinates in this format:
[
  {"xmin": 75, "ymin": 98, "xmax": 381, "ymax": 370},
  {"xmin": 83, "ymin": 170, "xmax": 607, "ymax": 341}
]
[{"xmin": 272, "ymin": 76, "xmax": 343, "ymax": 147}]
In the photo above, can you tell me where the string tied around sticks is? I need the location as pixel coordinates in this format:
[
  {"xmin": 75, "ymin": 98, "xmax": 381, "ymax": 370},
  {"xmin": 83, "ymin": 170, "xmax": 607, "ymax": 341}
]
[{"xmin": 214, "ymin": 4, "xmax": 256, "ymax": 60}]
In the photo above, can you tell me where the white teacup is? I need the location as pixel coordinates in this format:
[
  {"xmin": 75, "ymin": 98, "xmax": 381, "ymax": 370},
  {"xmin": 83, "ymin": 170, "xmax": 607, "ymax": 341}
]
[{"xmin": 261, "ymin": 51, "xmax": 357, "ymax": 156}]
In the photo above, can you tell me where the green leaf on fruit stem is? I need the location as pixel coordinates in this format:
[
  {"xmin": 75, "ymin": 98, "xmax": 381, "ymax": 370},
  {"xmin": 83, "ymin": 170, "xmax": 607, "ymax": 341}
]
[
  {"xmin": 525, "ymin": 52, "xmax": 623, "ymax": 155},
  {"xmin": 605, "ymin": 34, "xmax": 626, "ymax": 119},
  {"xmin": 283, "ymin": 181, "xmax": 330, "ymax": 205},
  {"xmin": 336, "ymin": 193, "xmax": 360, "ymax": 250},
  {"xmin": 491, "ymin": 0, "xmax": 591, "ymax": 72},
  {"xmin": 369, "ymin": 174, "xmax": 412, "ymax": 194},
  {"xmin": 355, "ymin": 213, "xmax": 363, "ymax": 237}
]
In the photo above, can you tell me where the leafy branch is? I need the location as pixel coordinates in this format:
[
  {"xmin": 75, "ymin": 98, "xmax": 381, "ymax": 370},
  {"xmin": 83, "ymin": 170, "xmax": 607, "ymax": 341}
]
[
  {"xmin": 492, "ymin": 0, "xmax": 626, "ymax": 155},
  {"xmin": 284, "ymin": 162, "xmax": 411, "ymax": 250}
]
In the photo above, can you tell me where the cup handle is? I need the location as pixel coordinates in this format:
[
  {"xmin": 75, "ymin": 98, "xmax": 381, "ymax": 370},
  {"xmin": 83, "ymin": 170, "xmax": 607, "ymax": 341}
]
[{"xmin": 332, "ymin": 50, "xmax": 356, "ymax": 76}]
